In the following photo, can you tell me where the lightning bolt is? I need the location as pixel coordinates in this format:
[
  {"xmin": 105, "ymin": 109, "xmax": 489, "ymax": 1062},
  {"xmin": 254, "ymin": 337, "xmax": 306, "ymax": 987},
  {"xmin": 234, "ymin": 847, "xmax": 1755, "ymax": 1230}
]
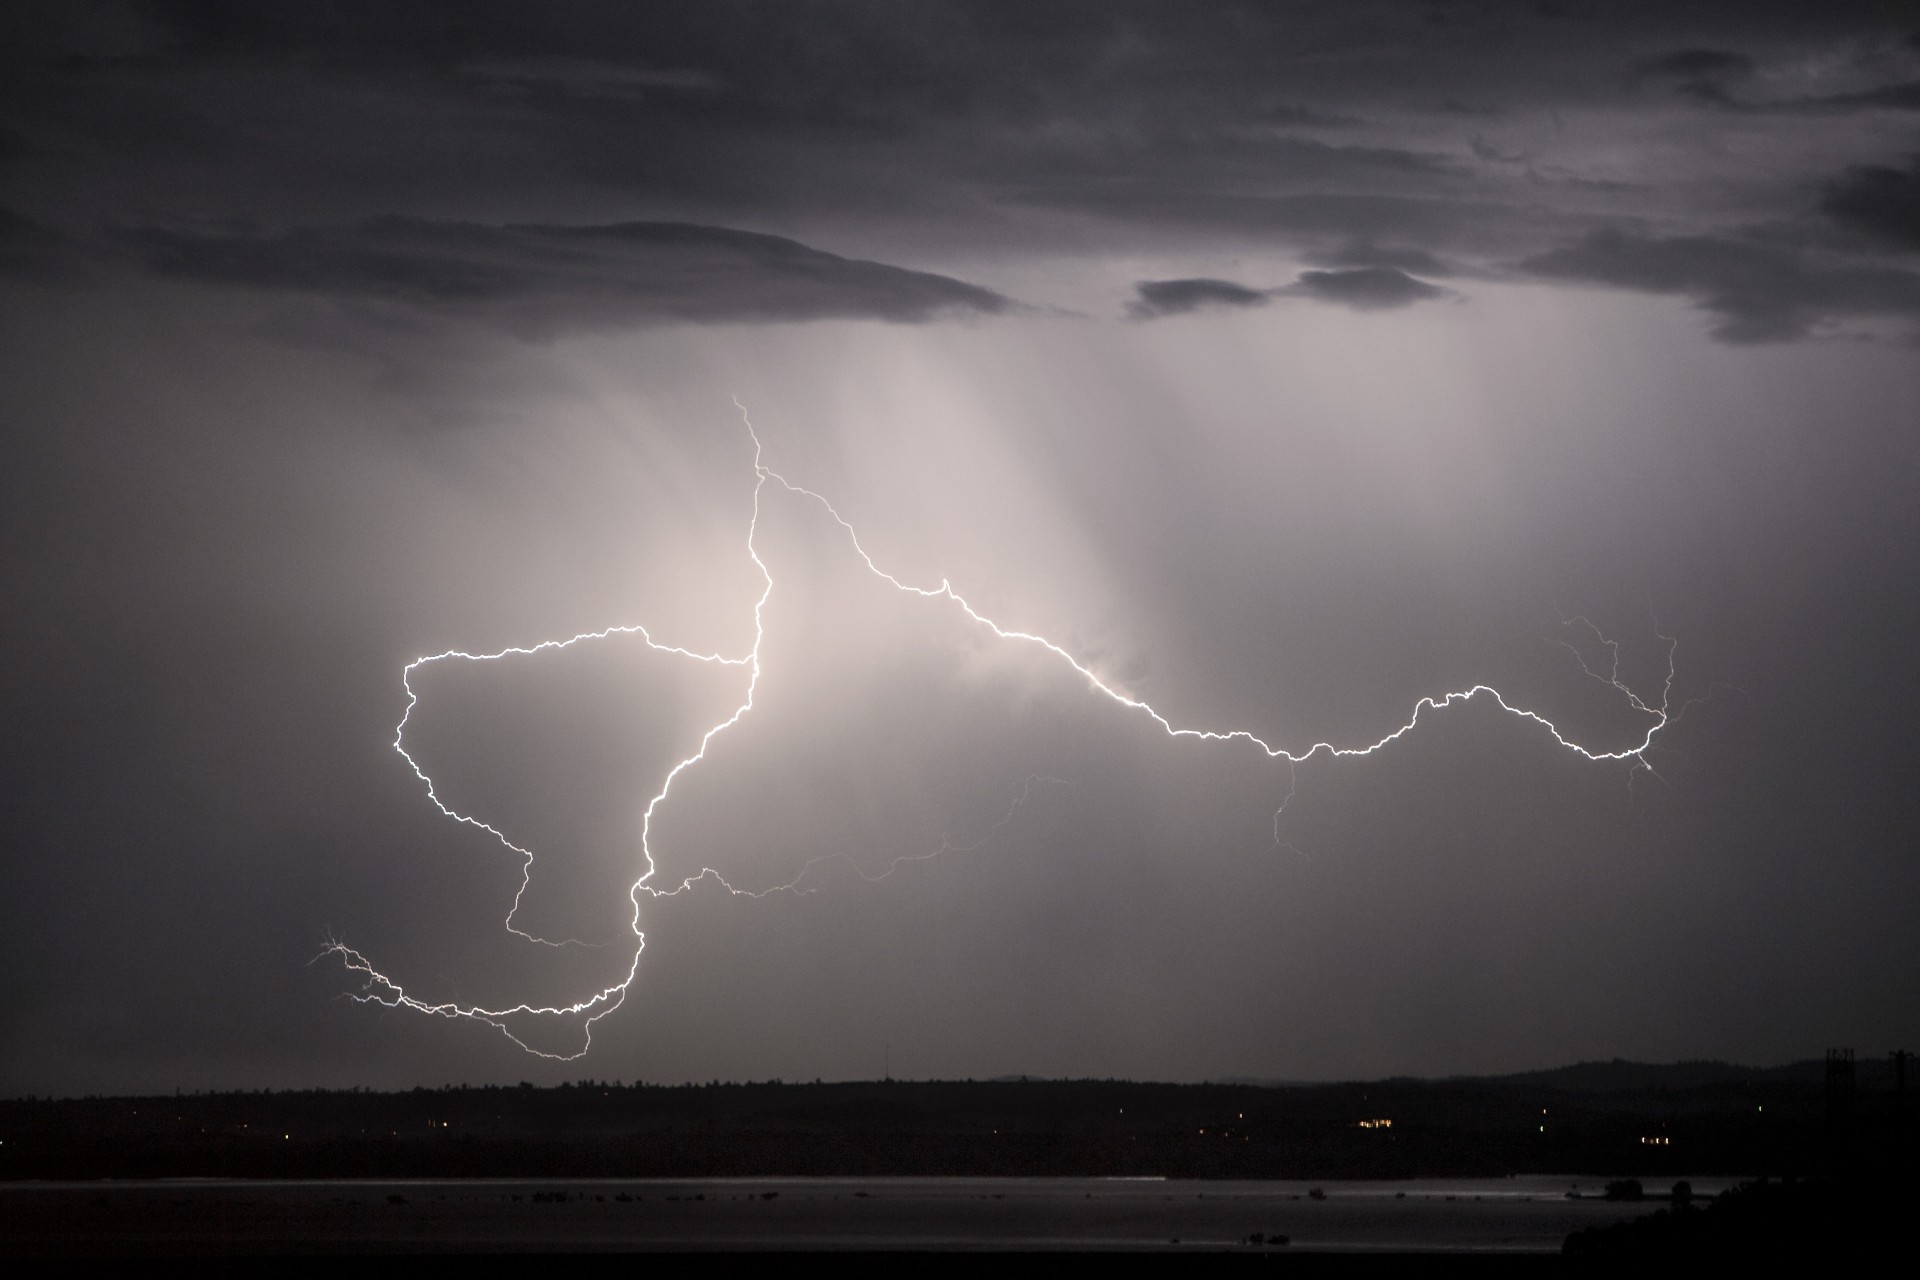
[{"xmin": 323, "ymin": 402, "xmax": 1692, "ymax": 1059}]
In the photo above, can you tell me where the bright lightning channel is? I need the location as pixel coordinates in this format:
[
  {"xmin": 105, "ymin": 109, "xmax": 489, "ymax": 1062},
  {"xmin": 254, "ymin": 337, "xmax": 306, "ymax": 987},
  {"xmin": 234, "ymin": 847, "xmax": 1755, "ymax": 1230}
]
[{"xmin": 323, "ymin": 402, "xmax": 1690, "ymax": 1059}]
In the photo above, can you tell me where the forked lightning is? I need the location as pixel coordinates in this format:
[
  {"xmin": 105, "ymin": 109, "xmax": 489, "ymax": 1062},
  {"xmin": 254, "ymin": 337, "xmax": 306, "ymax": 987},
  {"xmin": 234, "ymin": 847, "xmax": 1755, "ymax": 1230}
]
[{"xmin": 324, "ymin": 403, "xmax": 1688, "ymax": 1059}]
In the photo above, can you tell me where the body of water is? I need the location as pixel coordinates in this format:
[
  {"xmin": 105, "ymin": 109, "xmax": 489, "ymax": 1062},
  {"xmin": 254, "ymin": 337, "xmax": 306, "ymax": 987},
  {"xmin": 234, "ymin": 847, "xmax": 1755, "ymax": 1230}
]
[{"xmin": 0, "ymin": 1173, "xmax": 1736, "ymax": 1254}]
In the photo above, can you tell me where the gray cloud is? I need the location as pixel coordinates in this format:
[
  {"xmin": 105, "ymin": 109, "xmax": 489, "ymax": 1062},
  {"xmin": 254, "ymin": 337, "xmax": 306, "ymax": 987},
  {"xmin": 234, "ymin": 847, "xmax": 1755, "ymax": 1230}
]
[
  {"xmin": 0, "ymin": 205, "xmax": 75, "ymax": 280},
  {"xmin": 1822, "ymin": 156, "xmax": 1920, "ymax": 249},
  {"xmin": 1813, "ymin": 80, "xmax": 1920, "ymax": 111},
  {"xmin": 1306, "ymin": 241, "xmax": 1462, "ymax": 278},
  {"xmin": 1277, "ymin": 267, "xmax": 1452, "ymax": 311},
  {"xmin": 1261, "ymin": 103, "xmax": 1369, "ymax": 129},
  {"xmin": 1638, "ymin": 49, "xmax": 1756, "ymax": 80},
  {"xmin": 457, "ymin": 56, "xmax": 726, "ymax": 100},
  {"xmin": 121, "ymin": 218, "xmax": 1017, "ymax": 333},
  {"xmin": 1032, "ymin": 190, "xmax": 1564, "ymax": 265},
  {"xmin": 1468, "ymin": 135, "xmax": 1531, "ymax": 167},
  {"xmin": 1130, "ymin": 266, "xmax": 1453, "ymax": 320},
  {"xmin": 1523, "ymin": 227, "xmax": 1920, "ymax": 341},
  {"xmin": 1694, "ymin": 79, "xmax": 1920, "ymax": 114},
  {"xmin": 6, "ymin": 3, "xmax": 1917, "ymax": 343},
  {"xmin": 1127, "ymin": 277, "xmax": 1270, "ymax": 320},
  {"xmin": 1637, "ymin": 47, "xmax": 1759, "ymax": 110}
]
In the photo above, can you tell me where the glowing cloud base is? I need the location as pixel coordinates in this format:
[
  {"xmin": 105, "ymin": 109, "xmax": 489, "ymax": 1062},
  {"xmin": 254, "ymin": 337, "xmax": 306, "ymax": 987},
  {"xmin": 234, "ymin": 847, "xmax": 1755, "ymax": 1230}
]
[{"xmin": 324, "ymin": 404, "xmax": 1688, "ymax": 1059}]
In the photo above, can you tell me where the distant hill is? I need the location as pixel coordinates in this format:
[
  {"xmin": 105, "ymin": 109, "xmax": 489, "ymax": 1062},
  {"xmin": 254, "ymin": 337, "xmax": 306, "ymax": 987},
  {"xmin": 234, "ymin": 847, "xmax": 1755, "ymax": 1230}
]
[
  {"xmin": 1489, "ymin": 1059, "xmax": 1813, "ymax": 1093},
  {"xmin": 3, "ymin": 1055, "xmax": 1905, "ymax": 1182},
  {"xmin": 1222, "ymin": 1056, "xmax": 1899, "ymax": 1094}
]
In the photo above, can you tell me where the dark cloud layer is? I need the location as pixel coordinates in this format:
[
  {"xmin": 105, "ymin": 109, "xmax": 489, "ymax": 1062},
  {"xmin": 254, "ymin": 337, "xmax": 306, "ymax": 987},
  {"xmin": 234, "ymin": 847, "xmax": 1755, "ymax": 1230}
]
[
  {"xmin": 0, "ymin": 205, "xmax": 77, "ymax": 280},
  {"xmin": 1279, "ymin": 267, "xmax": 1451, "ymax": 311},
  {"xmin": 1121, "ymin": 264, "xmax": 1451, "ymax": 320},
  {"xmin": 1683, "ymin": 77, "xmax": 1920, "ymax": 114},
  {"xmin": 1822, "ymin": 156, "xmax": 1920, "ymax": 250},
  {"xmin": 1131, "ymin": 267, "xmax": 1450, "ymax": 319},
  {"xmin": 124, "ymin": 218, "xmax": 1016, "ymax": 332},
  {"xmin": 1127, "ymin": 277, "xmax": 1270, "ymax": 320},
  {"xmin": 1524, "ymin": 228, "xmax": 1920, "ymax": 342},
  {"xmin": 6, "ymin": 1, "xmax": 1919, "ymax": 343},
  {"xmin": 1640, "ymin": 49, "xmax": 1757, "ymax": 80},
  {"xmin": 1308, "ymin": 242, "xmax": 1461, "ymax": 278}
]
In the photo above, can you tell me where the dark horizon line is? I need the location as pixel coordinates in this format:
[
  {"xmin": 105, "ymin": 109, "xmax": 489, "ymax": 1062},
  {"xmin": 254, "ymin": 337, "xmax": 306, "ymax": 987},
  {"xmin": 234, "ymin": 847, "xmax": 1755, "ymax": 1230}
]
[{"xmin": 12, "ymin": 1050, "xmax": 1908, "ymax": 1104}]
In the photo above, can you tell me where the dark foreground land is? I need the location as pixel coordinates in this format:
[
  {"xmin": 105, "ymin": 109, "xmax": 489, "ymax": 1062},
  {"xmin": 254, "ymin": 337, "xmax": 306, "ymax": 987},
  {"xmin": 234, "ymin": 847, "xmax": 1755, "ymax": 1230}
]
[
  {"xmin": 0, "ymin": 1057, "xmax": 1902, "ymax": 1180},
  {"xmin": 2, "ymin": 1059, "xmax": 1910, "ymax": 1260},
  {"xmin": 0, "ymin": 1173, "xmax": 1735, "ymax": 1260}
]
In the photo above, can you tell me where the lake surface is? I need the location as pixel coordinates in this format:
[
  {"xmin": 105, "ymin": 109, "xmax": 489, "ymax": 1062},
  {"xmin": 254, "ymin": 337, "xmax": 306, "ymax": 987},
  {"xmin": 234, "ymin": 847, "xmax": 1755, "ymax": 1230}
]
[{"xmin": 1, "ymin": 1173, "xmax": 1738, "ymax": 1254}]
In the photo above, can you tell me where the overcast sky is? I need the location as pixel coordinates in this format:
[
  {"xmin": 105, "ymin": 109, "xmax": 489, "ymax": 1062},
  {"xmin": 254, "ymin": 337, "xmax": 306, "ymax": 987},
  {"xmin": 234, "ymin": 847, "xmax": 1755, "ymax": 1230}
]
[{"xmin": 4, "ymin": 1, "xmax": 1917, "ymax": 1094}]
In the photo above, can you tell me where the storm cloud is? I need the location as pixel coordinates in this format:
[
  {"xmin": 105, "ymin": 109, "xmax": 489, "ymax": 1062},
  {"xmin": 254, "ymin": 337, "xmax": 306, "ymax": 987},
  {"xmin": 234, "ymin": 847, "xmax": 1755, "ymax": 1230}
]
[
  {"xmin": 122, "ymin": 218, "xmax": 1018, "ymax": 333},
  {"xmin": 0, "ymin": 207, "xmax": 60, "ymax": 277},
  {"xmin": 1639, "ymin": 49, "xmax": 1757, "ymax": 81},
  {"xmin": 1277, "ymin": 267, "xmax": 1452, "ymax": 311},
  {"xmin": 1822, "ymin": 155, "xmax": 1920, "ymax": 250},
  {"xmin": 1523, "ymin": 228, "xmax": 1920, "ymax": 342},
  {"xmin": 1127, "ymin": 278, "xmax": 1271, "ymax": 319},
  {"xmin": 1129, "ymin": 266, "xmax": 1452, "ymax": 320},
  {"xmin": 7, "ymin": 2, "xmax": 1919, "ymax": 343},
  {"xmin": 1306, "ymin": 242, "xmax": 1462, "ymax": 279}
]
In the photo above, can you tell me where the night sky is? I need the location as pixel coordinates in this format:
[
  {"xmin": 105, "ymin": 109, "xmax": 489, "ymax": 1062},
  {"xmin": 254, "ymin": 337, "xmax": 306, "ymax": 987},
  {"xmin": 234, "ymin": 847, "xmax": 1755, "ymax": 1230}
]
[{"xmin": 3, "ymin": 2, "xmax": 1917, "ymax": 1095}]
